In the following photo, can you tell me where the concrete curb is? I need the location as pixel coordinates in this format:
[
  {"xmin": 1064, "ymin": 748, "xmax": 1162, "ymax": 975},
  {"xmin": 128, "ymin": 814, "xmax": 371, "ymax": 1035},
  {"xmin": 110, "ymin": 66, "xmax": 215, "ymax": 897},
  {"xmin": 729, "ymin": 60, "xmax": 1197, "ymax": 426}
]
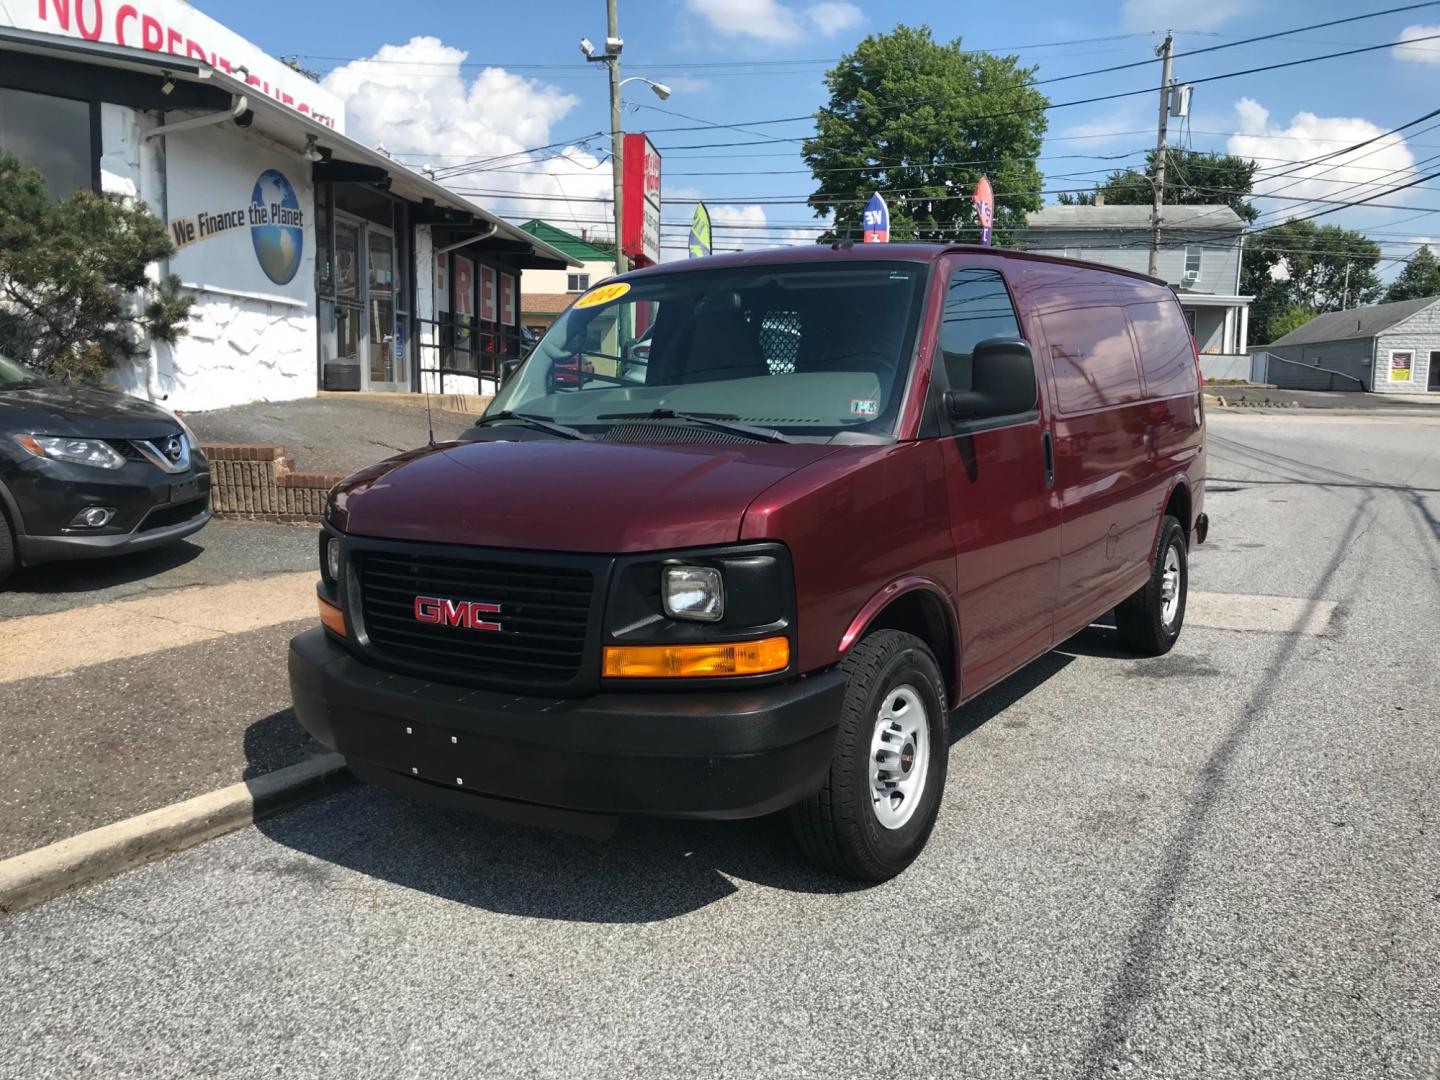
[{"xmin": 0, "ymin": 753, "xmax": 352, "ymax": 918}]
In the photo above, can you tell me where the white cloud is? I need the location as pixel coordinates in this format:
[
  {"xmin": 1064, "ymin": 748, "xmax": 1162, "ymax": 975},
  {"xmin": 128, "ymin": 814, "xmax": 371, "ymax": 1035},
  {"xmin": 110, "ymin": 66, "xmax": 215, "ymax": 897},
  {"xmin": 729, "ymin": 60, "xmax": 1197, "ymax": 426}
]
[
  {"xmin": 1393, "ymin": 24, "xmax": 1440, "ymax": 64},
  {"xmin": 322, "ymin": 37, "xmax": 612, "ymax": 230},
  {"xmin": 687, "ymin": 0, "xmax": 861, "ymax": 43},
  {"xmin": 1055, "ymin": 103, "xmax": 1150, "ymax": 146},
  {"xmin": 1227, "ymin": 98, "xmax": 1418, "ymax": 217},
  {"xmin": 1120, "ymin": 0, "xmax": 1243, "ymax": 31}
]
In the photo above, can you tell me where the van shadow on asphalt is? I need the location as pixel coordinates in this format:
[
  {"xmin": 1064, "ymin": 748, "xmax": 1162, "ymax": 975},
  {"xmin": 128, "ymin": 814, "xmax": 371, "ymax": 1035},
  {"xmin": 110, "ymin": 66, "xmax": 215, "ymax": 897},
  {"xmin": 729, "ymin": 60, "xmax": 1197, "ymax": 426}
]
[{"xmin": 244, "ymin": 638, "xmax": 1093, "ymax": 924}]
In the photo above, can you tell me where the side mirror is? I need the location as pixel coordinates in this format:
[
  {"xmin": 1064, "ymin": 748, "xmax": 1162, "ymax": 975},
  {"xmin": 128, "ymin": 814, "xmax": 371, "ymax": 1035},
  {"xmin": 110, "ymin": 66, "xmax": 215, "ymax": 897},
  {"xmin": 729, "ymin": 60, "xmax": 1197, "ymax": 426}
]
[
  {"xmin": 499, "ymin": 357, "xmax": 522, "ymax": 387},
  {"xmin": 945, "ymin": 337, "xmax": 1037, "ymax": 421}
]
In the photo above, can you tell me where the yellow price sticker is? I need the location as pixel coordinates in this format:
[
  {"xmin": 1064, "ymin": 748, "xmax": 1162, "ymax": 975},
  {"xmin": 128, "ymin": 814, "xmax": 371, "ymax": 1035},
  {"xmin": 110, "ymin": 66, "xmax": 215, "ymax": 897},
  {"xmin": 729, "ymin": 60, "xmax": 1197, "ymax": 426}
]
[{"xmin": 573, "ymin": 282, "xmax": 632, "ymax": 309}]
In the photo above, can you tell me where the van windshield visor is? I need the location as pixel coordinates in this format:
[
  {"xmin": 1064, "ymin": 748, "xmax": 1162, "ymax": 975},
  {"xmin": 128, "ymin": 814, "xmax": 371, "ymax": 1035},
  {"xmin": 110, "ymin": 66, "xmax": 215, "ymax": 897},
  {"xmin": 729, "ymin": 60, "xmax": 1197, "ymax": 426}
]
[{"xmin": 487, "ymin": 262, "xmax": 929, "ymax": 440}]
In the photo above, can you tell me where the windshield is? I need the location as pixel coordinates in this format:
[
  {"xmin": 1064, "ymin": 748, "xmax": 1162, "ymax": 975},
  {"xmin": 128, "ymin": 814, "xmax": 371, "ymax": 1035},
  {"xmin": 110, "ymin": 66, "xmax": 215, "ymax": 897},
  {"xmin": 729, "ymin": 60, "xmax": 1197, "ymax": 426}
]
[
  {"xmin": 487, "ymin": 261, "xmax": 929, "ymax": 440},
  {"xmin": 0, "ymin": 353, "xmax": 45, "ymax": 390}
]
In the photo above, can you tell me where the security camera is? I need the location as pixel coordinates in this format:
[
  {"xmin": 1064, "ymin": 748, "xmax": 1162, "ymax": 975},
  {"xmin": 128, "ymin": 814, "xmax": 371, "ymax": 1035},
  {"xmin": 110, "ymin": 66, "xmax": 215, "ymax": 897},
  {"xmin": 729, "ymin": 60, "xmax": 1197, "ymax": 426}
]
[
  {"xmin": 579, "ymin": 37, "xmax": 595, "ymax": 58},
  {"xmin": 605, "ymin": 36, "xmax": 623, "ymax": 55},
  {"xmin": 234, "ymin": 109, "xmax": 254, "ymax": 129}
]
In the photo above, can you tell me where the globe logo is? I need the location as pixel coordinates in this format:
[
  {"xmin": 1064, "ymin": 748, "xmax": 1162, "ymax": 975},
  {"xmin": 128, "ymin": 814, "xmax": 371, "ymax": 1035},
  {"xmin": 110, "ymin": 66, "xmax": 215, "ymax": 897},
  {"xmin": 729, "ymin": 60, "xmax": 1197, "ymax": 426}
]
[{"xmin": 250, "ymin": 169, "xmax": 304, "ymax": 285}]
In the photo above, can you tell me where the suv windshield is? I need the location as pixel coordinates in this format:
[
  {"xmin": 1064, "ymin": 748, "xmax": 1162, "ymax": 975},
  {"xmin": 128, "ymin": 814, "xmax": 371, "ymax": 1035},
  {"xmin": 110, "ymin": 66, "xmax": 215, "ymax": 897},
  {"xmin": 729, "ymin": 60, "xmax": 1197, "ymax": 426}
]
[
  {"xmin": 0, "ymin": 353, "xmax": 45, "ymax": 391},
  {"xmin": 488, "ymin": 261, "xmax": 928, "ymax": 440}
]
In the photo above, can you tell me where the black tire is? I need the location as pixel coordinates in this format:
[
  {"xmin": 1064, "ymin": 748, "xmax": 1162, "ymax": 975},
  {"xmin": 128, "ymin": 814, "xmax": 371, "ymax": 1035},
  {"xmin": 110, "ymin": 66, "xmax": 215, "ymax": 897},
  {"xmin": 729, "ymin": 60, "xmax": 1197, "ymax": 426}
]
[
  {"xmin": 790, "ymin": 629, "xmax": 949, "ymax": 882},
  {"xmin": 0, "ymin": 503, "xmax": 15, "ymax": 590},
  {"xmin": 1114, "ymin": 514, "xmax": 1188, "ymax": 656}
]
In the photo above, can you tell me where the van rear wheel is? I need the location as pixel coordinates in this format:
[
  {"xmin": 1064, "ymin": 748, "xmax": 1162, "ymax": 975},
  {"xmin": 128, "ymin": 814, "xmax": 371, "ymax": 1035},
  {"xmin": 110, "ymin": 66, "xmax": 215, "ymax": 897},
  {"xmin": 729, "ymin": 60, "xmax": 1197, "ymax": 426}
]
[
  {"xmin": 1114, "ymin": 514, "xmax": 1188, "ymax": 656},
  {"xmin": 789, "ymin": 630, "xmax": 948, "ymax": 882}
]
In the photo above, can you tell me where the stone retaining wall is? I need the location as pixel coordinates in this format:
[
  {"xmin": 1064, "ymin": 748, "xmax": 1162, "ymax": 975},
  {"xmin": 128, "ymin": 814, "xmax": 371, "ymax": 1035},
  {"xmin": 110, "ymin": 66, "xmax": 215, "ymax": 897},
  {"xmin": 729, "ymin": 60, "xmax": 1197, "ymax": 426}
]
[{"xmin": 203, "ymin": 444, "xmax": 341, "ymax": 523}]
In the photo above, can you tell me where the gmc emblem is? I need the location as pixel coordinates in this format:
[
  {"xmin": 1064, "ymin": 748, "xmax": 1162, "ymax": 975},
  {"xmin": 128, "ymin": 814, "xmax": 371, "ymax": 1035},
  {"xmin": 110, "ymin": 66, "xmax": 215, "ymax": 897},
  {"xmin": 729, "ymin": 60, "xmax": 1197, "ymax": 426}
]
[{"xmin": 414, "ymin": 595, "xmax": 502, "ymax": 632}]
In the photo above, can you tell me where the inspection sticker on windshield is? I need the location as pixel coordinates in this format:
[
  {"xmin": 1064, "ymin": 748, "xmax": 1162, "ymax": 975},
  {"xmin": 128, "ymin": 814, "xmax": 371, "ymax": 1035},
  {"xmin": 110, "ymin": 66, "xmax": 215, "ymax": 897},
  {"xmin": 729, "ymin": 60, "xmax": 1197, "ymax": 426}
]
[
  {"xmin": 850, "ymin": 398, "xmax": 879, "ymax": 417},
  {"xmin": 574, "ymin": 282, "xmax": 631, "ymax": 309}
]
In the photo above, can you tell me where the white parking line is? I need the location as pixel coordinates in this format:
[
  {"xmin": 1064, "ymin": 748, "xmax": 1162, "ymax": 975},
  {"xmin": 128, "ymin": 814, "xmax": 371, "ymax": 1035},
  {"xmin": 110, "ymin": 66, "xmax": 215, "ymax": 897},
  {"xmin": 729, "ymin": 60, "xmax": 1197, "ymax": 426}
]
[{"xmin": 0, "ymin": 572, "xmax": 319, "ymax": 684}]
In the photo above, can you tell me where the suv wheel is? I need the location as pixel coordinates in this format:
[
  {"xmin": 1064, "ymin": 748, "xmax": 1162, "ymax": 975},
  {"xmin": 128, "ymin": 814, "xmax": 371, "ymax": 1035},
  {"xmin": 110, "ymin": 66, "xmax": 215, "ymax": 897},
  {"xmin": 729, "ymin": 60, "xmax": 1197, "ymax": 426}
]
[
  {"xmin": 0, "ymin": 504, "xmax": 15, "ymax": 589},
  {"xmin": 790, "ymin": 629, "xmax": 949, "ymax": 882},
  {"xmin": 1114, "ymin": 514, "xmax": 1188, "ymax": 656}
]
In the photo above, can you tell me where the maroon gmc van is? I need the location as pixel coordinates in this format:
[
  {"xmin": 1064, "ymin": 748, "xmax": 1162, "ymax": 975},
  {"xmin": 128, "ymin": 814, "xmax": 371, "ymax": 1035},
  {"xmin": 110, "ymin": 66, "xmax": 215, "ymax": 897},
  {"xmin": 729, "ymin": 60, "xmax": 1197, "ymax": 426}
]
[{"xmin": 289, "ymin": 244, "xmax": 1208, "ymax": 881}]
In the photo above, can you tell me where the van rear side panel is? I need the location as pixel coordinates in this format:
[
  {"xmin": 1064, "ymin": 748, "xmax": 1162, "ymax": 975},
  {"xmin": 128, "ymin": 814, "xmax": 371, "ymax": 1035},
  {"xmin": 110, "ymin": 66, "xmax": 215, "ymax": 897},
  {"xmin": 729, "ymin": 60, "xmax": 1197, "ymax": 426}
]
[{"xmin": 1016, "ymin": 264, "xmax": 1185, "ymax": 640}]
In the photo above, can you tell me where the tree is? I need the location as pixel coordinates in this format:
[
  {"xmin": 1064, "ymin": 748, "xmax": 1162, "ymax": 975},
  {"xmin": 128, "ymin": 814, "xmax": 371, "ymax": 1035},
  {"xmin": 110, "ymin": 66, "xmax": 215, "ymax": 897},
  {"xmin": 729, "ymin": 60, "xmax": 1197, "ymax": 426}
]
[
  {"xmin": 1384, "ymin": 245, "xmax": 1440, "ymax": 302},
  {"xmin": 803, "ymin": 24, "xmax": 1049, "ymax": 244},
  {"xmin": 1062, "ymin": 149, "xmax": 1260, "ymax": 223},
  {"xmin": 1241, "ymin": 218, "xmax": 1382, "ymax": 342},
  {"xmin": 1266, "ymin": 305, "xmax": 1318, "ymax": 341},
  {"xmin": 0, "ymin": 153, "xmax": 190, "ymax": 383}
]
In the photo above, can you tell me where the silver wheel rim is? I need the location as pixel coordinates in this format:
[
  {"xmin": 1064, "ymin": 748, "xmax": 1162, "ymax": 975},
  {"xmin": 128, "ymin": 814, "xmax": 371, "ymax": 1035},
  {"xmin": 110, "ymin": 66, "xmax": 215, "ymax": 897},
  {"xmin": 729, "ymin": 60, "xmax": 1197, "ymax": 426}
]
[
  {"xmin": 869, "ymin": 685, "xmax": 930, "ymax": 830},
  {"xmin": 1161, "ymin": 543, "xmax": 1183, "ymax": 628}
]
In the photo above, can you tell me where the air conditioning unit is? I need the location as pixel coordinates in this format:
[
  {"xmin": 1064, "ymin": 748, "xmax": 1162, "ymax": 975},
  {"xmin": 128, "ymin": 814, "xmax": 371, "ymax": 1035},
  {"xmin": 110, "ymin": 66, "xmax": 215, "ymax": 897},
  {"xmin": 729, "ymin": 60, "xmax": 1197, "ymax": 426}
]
[{"xmin": 1182, "ymin": 269, "xmax": 1200, "ymax": 285}]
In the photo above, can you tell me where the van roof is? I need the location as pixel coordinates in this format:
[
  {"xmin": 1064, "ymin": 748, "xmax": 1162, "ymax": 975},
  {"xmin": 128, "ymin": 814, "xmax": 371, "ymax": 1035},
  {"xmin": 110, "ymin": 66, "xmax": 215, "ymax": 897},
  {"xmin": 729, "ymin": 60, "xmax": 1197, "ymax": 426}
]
[{"xmin": 619, "ymin": 242, "xmax": 1168, "ymax": 288}]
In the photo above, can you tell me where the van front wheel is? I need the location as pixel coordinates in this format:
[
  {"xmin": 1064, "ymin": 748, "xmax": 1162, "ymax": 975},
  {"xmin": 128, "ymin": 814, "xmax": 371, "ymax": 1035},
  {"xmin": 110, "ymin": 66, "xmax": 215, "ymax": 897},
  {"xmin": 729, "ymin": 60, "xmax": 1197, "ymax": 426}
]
[
  {"xmin": 790, "ymin": 630, "xmax": 948, "ymax": 882},
  {"xmin": 1114, "ymin": 514, "xmax": 1188, "ymax": 656}
]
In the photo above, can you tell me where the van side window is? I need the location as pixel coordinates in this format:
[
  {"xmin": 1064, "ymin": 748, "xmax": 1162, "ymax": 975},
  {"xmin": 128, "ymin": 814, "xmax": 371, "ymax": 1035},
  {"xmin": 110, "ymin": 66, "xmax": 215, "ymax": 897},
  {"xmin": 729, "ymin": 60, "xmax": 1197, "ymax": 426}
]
[
  {"xmin": 1041, "ymin": 304, "xmax": 1143, "ymax": 413},
  {"xmin": 940, "ymin": 268, "xmax": 1021, "ymax": 392},
  {"xmin": 1127, "ymin": 300, "xmax": 1198, "ymax": 398}
]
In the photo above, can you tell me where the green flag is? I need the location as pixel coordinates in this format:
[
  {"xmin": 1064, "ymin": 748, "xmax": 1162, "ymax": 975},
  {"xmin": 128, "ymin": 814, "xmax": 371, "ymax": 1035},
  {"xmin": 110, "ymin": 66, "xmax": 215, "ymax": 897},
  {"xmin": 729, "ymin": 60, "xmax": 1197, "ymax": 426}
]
[{"xmin": 688, "ymin": 202, "xmax": 712, "ymax": 258}]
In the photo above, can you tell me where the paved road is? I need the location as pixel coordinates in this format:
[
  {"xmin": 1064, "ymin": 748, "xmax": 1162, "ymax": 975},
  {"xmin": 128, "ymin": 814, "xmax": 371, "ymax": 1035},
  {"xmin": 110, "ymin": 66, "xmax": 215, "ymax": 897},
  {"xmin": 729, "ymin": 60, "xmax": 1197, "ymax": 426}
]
[
  {"xmin": 187, "ymin": 396, "xmax": 474, "ymax": 477},
  {"xmin": 3, "ymin": 411, "xmax": 1438, "ymax": 1079}
]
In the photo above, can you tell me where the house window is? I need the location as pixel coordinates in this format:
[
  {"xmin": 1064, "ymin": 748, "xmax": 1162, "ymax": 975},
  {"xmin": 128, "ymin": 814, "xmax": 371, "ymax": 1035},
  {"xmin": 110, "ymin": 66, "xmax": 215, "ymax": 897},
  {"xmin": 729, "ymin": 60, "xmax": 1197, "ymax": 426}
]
[
  {"xmin": 0, "ymin": 87, "xmax": 94, "ymax": 196},
  {"xmin": 1184, "ymin": 246, "xmax": 1203, "ymax": 284},
  {"xmin": 567, "ymin": 272, "xmax": 590, "ymax": 293}
]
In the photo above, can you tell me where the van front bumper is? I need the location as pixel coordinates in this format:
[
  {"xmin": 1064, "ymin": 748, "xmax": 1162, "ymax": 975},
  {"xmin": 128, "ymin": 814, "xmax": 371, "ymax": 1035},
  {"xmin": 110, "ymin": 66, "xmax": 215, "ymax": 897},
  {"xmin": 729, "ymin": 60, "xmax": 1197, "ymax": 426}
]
[{"xmin": 288, "ymin": 628, "xmax": 845, "ymax": 830}]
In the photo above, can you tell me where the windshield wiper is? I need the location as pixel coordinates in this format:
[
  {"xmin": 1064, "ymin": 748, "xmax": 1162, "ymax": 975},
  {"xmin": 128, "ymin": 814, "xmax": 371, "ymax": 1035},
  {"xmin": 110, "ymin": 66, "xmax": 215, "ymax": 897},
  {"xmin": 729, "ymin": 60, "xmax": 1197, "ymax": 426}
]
[
  {"xmin": 471, "ymin": 410, "xmax": 591, "ymax": 441},
  {"xmin": 595, "ymin": 409, "xmax": 791, "ymax": 444}
]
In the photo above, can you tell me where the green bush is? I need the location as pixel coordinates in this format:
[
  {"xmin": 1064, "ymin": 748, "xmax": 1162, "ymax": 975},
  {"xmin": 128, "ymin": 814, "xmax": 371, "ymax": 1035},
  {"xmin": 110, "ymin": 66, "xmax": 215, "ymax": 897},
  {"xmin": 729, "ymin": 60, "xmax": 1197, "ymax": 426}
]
[{"xmin": 0, "ymin": 152, "xmax": 191, "ymax": 383}]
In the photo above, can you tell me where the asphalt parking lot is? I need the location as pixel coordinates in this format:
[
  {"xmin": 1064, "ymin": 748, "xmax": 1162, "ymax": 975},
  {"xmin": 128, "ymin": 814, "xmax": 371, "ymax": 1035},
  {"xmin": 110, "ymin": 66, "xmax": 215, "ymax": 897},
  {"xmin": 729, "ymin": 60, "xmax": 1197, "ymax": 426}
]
[{"xmin": 1, "ymin": 408, "xmax": 1437, "ymax": 1079}]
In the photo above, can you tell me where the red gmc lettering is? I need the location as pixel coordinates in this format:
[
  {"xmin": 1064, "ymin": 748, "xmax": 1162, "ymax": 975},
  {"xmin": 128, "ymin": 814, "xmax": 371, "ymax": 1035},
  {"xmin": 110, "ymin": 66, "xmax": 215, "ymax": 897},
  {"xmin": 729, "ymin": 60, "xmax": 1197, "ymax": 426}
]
[{"xmin": 413, "ymin": 596, "xmax": 501, "ymax": 632}]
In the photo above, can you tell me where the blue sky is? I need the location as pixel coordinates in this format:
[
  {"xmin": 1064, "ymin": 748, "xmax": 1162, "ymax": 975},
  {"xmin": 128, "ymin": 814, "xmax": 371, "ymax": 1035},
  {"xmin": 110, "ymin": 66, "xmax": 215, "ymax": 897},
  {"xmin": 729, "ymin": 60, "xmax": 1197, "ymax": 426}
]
[{"xmin": 201, "ymin": 0, "xmax": 1440, "ymax": 265}]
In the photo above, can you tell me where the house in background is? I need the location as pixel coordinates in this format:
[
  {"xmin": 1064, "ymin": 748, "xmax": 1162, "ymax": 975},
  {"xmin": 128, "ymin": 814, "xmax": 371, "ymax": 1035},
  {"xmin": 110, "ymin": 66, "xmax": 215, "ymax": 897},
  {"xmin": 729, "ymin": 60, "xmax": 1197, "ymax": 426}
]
[
  {"xmin": 1015, "ymin": 201, "xmax": 1253, "ymax": 365},
  {"xmin": 1255, "ymin": 296, "xmax": 1440, "ymax": 393},
  {"xmin": 517, "ymin": 220, "xmax": 618, "ymax": 337}
]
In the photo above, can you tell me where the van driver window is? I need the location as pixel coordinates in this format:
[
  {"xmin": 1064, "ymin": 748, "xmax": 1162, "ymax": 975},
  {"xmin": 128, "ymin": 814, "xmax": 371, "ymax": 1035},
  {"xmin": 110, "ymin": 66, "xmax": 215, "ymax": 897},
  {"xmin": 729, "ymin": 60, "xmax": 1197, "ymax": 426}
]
[{"xmin": 940, "ymin": 268, "xmax": 1021, "ymax": 392}]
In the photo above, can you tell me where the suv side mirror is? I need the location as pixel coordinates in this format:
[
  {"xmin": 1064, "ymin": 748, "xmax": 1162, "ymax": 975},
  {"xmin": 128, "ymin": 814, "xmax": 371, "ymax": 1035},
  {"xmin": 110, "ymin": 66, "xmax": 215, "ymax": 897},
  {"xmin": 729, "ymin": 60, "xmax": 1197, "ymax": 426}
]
[
  {"xmin": 499, "ymin": 357, "xmax": 522, "ymax": 387},
  {"xmin": 945, "ymin": 337, "xmax": 1037, "ymax": 421}
]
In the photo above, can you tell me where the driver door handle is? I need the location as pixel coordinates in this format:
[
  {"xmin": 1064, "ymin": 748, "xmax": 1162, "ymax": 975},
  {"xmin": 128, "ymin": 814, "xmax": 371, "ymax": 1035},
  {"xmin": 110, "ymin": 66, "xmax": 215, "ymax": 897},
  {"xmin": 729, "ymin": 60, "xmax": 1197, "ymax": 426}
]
[{"xmin": 1042, "ymin": 430, "xmax": 1055, "ymax": 489}]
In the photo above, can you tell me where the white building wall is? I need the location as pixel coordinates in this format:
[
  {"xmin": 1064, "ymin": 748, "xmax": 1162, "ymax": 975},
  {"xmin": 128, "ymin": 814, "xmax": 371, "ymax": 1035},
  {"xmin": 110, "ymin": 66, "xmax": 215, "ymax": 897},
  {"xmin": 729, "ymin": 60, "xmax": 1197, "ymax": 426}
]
[
  {"xmin": 526, "ymin": 257, "xmax": 615, "ymax": 295},
  {"xmin": 100, "ymin": 105, "xmax": 317, "ymax": 412}
]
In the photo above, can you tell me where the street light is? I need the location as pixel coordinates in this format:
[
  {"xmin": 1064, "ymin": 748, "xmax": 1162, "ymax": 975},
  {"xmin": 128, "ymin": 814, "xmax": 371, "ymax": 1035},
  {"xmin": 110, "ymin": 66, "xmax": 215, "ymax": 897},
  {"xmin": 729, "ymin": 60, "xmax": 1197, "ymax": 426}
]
[
  {"xmin": 580, "ymin": 4, "xmax": 672, "ymax": 273},
  {"xmin": 620, "ymin": 75, "xmax": 671, "ymax": 101}
]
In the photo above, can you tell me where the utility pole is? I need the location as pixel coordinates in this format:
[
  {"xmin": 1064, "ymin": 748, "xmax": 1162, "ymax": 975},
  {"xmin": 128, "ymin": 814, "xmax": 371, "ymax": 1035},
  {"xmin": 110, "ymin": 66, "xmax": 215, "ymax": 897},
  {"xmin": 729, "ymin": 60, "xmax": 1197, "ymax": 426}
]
[
  {"xmin": 606, "ymin": 0, "xmax": 627, "ymax": 274},
  {"xmin": 1149, "ymin": 33, "xmax": 1174, "ymax": 280}
]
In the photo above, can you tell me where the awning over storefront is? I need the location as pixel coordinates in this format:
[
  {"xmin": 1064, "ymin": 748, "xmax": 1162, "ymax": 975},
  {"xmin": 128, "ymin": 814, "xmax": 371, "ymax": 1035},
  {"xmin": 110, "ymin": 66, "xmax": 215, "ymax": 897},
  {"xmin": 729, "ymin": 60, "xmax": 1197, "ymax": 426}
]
[{"xmin": 0, "ymin": 24, "xmax": 577, "ymax": 271}]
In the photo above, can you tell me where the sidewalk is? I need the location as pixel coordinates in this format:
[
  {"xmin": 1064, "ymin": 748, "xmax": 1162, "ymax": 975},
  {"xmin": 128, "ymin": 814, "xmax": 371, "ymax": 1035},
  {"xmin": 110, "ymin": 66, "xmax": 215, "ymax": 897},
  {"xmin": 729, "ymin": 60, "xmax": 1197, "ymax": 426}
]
[
  {"xmin": 1209, "ymin": 387, "xmax": 1440, "ymax": 413},
  {"xmin": 0, "ymin": 523, "xmax": 324, "ymax": 861}
]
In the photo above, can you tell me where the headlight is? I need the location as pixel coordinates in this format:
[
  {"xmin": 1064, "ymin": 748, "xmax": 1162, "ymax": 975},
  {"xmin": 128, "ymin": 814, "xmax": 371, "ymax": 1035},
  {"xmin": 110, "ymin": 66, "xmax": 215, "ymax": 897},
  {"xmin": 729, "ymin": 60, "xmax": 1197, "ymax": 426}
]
[
  {"xmin": 321, "ymin": 535, "xmax": 341, "ymax": 585},
  {"xmin": 14, "ymin": 435, "xmax": 126, "ymax": 470},
  {"xmin": 662, "ymin": 565, "xmax": 724, "ymax": 622},
  {"xmin": 170, "ymin": 411, "xmax": 200, "ymax": 451}
]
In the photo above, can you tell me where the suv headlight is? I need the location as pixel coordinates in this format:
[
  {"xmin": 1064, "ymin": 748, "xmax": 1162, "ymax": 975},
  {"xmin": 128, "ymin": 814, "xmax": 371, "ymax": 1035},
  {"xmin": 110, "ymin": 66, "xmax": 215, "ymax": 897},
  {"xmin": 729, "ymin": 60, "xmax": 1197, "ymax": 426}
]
[
  {"xmin": 14, "ymin": 435, "xmax": 126, "ymax": 470},
  {"xmin": 662, "ymin": 565, "xmax": 724, "ymax": 622}
]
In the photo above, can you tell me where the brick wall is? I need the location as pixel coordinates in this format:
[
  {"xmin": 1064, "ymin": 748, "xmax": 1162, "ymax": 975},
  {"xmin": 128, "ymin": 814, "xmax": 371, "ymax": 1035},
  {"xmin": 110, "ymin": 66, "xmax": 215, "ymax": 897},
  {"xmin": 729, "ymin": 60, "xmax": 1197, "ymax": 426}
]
[{"xmin": 203, "ymin": 444, "xmax": 341, "ymax": 523}]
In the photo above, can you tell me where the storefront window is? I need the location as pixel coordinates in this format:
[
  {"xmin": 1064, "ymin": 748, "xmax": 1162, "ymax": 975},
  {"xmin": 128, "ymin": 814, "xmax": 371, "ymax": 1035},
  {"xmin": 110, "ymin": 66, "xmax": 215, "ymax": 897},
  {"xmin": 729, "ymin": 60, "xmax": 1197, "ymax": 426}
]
[{"xmin": 0, "ymin": 87, "xmax": 93, "ymax": 197}]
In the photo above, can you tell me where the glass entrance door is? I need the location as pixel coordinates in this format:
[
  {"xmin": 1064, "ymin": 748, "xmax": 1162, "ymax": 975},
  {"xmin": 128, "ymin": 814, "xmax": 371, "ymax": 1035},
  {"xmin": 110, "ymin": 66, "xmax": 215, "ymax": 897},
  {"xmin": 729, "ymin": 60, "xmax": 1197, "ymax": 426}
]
[{"xmin": 334, "ymin": 212, "xmax": 408, "ymax": 392}]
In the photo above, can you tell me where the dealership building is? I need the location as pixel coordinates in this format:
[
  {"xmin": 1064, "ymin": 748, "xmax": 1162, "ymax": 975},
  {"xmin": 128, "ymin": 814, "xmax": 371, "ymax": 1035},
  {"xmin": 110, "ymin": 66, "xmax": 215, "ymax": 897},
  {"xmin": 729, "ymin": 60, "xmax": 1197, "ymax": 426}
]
[{"xmin": 0, "ymin": 0, "xmax": 581, "ymax": 410}]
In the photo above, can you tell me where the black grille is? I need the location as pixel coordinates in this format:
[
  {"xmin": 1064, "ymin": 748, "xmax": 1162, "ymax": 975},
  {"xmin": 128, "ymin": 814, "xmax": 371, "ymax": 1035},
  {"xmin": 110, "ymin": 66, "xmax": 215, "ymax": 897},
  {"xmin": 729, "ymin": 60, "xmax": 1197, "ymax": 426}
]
[
  {"xmin": 139, "ymin": 498, "xmax": 208, "ymax": 531},
  {"xmin": 356, "ymin": 549, "xmax": 595, "ymax": 686}
]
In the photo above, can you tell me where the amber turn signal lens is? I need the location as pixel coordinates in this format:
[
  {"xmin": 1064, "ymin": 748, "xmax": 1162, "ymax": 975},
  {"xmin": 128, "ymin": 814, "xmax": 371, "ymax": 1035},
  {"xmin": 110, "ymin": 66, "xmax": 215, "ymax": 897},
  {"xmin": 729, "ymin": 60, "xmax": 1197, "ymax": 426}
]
[
  {"xmin": 318, "ymin": 595, "xmax": 346, "ymax": 637},
  {"xmin": 603, "ymin": 636, "xmax": 789, "ymax": 678}
]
